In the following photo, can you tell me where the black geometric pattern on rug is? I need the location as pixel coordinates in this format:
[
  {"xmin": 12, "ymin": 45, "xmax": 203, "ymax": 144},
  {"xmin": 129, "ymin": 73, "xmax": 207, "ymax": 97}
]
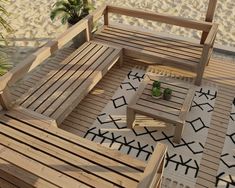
[
  {"xmin": 230, "ymin": 112, "xmax": 235, "ymax": 121},
  {"xmin": 191, "ymin": 101, "xmax": 214, "ymax": 112},
  {"xmin": 216, "ymin": 172, "xmax": 235, "ymax": 188},
  {"xmin": 120, "ymin": 82, "xmax": 138, "ymax": 91},
  {"xmin": 165, "ymin": 153, "xmax": 199, "ymax": 178},
  {"xmin": 186, "ymin": 117, "xmax": 209, "ymax": 132},
  {"xmin": 84, "ymin": 127, "xmax": 201, "ymax": 177},
  {"xmin": 133, "ymin": 128, "xmax": 204, "ymax": 154},
  {"xmin": 226, "ymin": 132, "xmax": 235, "ymax": 144},
  {"xmin": 195, "ymin": 88, "xmax": 217, "ymax": 100},
  {"xmin": 84, "ymin": 127, "xmax": 153, "ymax": 161},
  {"xmin": 97, "ymin": 113, "xmax": 127, "ymax": 129},
  {"xmin": 127, "ymin": 70, "xmax": 145, "ymax": 82},
  {"xmin": 220, "ymin": 153, "xmax": 235, "ymax": 168},
  {"xmin": 112, "ymin": 96, "xmax": 127, "ymax": 108}
]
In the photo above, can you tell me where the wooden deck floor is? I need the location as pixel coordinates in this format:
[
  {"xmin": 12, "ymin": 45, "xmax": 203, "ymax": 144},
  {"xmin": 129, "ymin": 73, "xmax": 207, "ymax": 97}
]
[{"xmin": 8, "ymin": 45, "xmax": 235, "ymax": 188}]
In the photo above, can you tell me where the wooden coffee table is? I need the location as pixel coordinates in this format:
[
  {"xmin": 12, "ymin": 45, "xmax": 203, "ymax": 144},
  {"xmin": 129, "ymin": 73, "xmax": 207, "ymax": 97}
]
[{"xmin": 127, "ymin": 74, "xmax": 196, "ymax": 143}]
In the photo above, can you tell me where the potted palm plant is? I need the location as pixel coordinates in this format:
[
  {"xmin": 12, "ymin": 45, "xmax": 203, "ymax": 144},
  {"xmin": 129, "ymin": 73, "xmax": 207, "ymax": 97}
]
[{"xmin": 50, "ymin": 0, "xmax": 94, "ymax": 47}]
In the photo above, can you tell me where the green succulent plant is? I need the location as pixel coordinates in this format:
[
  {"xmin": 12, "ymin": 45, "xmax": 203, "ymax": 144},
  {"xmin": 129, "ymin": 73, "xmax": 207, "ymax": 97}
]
[
  {"xmin": 164, "ymin": 88, "xmax": 172, "ymax": 95},
  {"xmin": 50, "ymin": 0, "xmax": 94, "ymax": 25},
  {"xmin": 153, "ymin": 81, "xmax": 161, "ymax": 89}
]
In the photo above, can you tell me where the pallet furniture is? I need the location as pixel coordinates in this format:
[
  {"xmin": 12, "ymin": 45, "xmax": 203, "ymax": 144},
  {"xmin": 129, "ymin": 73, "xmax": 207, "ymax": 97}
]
[
  {"xmin": 17, "ymin": 41, "xmax": 122, "ymax": 125},
  {"xmin": 127, "ymin": 74, "xmax": 195, "ymax": 143},
  {"xmin": 91, "ymin": 1, "xmax": 218, "ymax": 86},
  {"xmin": 0, "ymin": 108, "xmax": 167, "ymax": 188}
]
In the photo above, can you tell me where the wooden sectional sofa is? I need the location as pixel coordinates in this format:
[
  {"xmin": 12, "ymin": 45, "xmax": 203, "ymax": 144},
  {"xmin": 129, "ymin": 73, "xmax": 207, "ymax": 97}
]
[{"xmin": 0, "ymin": 1, "xmax": 219, "ymax": 187}]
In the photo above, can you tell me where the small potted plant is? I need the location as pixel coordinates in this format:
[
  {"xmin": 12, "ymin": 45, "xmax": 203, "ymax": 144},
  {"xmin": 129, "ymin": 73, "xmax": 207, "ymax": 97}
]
[
  {"xmin": 153, "ymin": 81, "xmax": 161, "ymax": 89},
  {"xmin": 152, "ymin": 81, "xmax": 162, "ymax": 99},
  {"xmin": 163, "ymin": 88, "xmax": 172, "ymax": 100},
  {"xmin": 50, "ymin": 0, "xmax": 94, "ymax": 47}
]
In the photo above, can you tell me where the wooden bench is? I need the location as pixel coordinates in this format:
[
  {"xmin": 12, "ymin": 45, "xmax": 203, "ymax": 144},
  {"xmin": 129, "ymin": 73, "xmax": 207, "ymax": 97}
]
[
  {"xmin": 0, "ymin": 108, "xmax": 167, "ymax": 188},
  {"xmin": 17, "ymin": 41, "xmax": 122, "ymax": 125},
  {"xmin": 90, "ymin": 1, "xmax": 218, "ymax": 86}
]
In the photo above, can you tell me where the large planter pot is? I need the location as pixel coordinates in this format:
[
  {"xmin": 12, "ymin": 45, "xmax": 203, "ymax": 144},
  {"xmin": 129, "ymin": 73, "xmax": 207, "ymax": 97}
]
[{"xmin": 68, "ymin": 23, "xmax": 86, "ymax": 48}]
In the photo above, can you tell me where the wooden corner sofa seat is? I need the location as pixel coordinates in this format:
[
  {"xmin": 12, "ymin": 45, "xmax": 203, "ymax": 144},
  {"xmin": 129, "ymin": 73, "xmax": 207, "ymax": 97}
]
[
  {"xmin": 92, "ymin": 0, "xmax": 218, "ymax": 86},
  {"xmin": 0, "ymin": 18, "xmax": 123, "ymax": 126},
  {"xmin": 17, "ymin": 41, "xmax": 122, "ymax": 125},
  {"xmin": 0, "ymin": 108, "xmax": 167, "ymax": 188}
]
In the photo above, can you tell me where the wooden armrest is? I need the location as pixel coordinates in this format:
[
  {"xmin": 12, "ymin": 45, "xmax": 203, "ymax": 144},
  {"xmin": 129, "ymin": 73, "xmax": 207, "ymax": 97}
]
[
  {"xmin": 107, "ymin": 5, "xmax": 212, "ymax": 32},
  {"xmin": 204, "ymin": 23, "xmax": 218, "ymax": 46},
  {"xmin": 138, "ymin": 143, "xmax": 167, "ymax": 188}
]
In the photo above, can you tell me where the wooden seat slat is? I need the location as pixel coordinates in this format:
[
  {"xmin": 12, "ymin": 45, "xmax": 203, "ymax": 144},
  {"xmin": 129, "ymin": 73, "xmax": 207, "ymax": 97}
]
[
  {"xmin": 0, "ymin": 115, "xmax": 144, "ymax": 180},
  {"xmin": 19, "ymin": 42, "xmax": 94, "ymax": 107},
  {"xmin": 21, "ymin": 43, "xmax": 100, "ymax": 109},
  {"xmin": 102, "ymin": 27, "xmax": 202, "ymax": 58},
  {"xmin": 0, "ymin": 158, "xmax": 59, "ymax": 188},
  {"xmin": 17, "ymin": 41, "xmax": 122, "ymax": 125},
  {"xmin": 95, "ymin": 33, "xmax": 200, "ymax": 63},
  {"xmin": 0, "ymin": 145, "xmax": 85, "ymax": 188},
  {"xmin": 31, "ymin": 46, "xmax": 110, "ymax": 113},
  {"xmin": 6, "ymin": 109, "xmax": 146, "ymax": 171},
  {"xmin": 0, "ymin": 119, "xmax": 139, "ymax": 187},
  {"xmin": 0, "ymin": 135, "xmax": 116, "ymax": 188},
  {"xmin": 50, "ymin": 48, "xmax": 121, "ymax": 123}
]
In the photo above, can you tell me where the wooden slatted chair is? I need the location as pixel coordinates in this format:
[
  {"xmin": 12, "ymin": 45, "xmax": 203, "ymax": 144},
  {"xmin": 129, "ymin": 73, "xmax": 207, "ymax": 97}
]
[
  {"xmin": 0, "ymin": 108, "xmax": 167, "ymax": 188},
  {"xmin": 91, "ymin": 0, "xmax": 218, "ymax": 86}
]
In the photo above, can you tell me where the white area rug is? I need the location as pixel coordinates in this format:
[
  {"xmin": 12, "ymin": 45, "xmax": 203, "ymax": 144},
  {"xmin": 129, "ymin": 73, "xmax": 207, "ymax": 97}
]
[
  {"xmin": 84, "ymin": 67, "xmax": 217, "ymax": 187},
  {"xmin": 216, "ymin": 103, "xmax": 235, "ymax": 188}
]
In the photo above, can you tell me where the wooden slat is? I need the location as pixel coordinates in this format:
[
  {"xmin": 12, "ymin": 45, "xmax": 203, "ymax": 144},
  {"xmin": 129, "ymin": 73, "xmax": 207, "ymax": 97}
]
[
  {"xmin": 0, "ymin": 145, "xmax": 87, "ymax": 188},
  {"xmin": 4, "ymin": 111, "xmax": 146, "ymax": 171},
  {"xmin": 0, "ymin": 135, "xmax": 114, "ymax": 188},
  {"xmin": 50, "ymin": 48, "xmax": 121, "ymax": 124},
  {"xmin": 0, "ymin": 118, "xmax": 139, "ymax": 187},
  {"xmin": 20, "ymin": 42, "xmax": 96, "ymax": 107},
  {"xmin": 107, "ymin": 5, "xmax": 212, "ymax": 31},
  {"xmin": 0, "ymin": 158, "xmax": 57, "ymax": 188},
  {"xmin": 101, "ymin": 27, "xmax": 202, "ymax": 59},
  {"xmin": 32, "ymin": 45, "xmax": 109, "ymax": 113}
]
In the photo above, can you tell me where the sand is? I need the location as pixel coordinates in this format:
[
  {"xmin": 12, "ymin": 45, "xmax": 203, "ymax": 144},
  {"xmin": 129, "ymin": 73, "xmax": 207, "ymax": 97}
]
[{"xmin": 1, "ymin": 0, "xmax": 235, "ymax": 65}]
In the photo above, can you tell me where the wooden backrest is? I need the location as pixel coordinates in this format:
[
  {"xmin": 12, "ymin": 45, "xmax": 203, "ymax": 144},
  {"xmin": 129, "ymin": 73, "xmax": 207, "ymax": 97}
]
[{"xmin": 201, "ymin": 0, "xmax": 218, "ymax": 44}]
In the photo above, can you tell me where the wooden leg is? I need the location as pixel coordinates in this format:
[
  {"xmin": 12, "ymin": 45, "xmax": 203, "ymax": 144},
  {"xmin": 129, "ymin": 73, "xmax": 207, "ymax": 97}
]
[
  {"xmin": 127, "ymin": 107, "xmax": 136, "ymax": 129},
  {"xmin": 194, "ymin": 73, "xmax": 203, "ymax": 86},
  {"xmin": 118, "ymin": 50, "xmax": 123, "ymax": 67},
  {"xmin": 173, "ymin": 123, "xmax": 184, "ymax": 144}
]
